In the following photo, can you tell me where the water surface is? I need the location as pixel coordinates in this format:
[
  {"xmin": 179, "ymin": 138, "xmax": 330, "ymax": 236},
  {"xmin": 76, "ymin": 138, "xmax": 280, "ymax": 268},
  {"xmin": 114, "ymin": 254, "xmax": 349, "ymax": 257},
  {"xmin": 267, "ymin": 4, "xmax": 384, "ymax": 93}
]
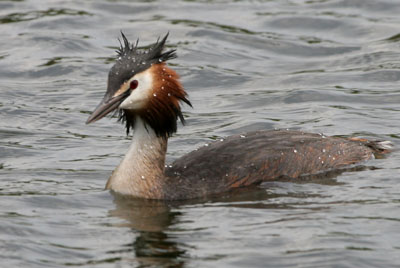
[{"xmin": 0, "ymin": 0, "xmax": 399, "ymax": 267}]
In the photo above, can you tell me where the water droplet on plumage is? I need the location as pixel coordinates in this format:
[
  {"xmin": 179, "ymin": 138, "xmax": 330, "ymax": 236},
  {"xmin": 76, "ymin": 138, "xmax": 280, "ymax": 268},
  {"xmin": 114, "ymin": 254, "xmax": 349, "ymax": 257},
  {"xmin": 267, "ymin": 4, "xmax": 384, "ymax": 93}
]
[
  {"xmin": 293, "ymin": 149, "xmax": 297, "ymax": 153},
  {"xmin": 161, "ymin": 86, "xmax": 164, "ymax": 90},
  {"xmin": 322, "ymin": 149, "xmax": 326, "ymax": 153},
  {"xmin": 168, "ymin": 93, "xmax": 171, "ymax": 96},
  {"xmin": 204, "ymin": 143, "xmax": 209, "ymax": 147},
  {"xmin": 220, "ymin": 138, "xmax": 224, "ymax": 142},
  {"xmin": 141, "ymin": 175, "xmax": 145, "ymax": 180},
  {"xmin": 240, "ymin": 135, "xmax": 246, "ymax": 138},
  {"xmin": 153, "ymin": 93, "xmax": 157, "ymax": 97}
]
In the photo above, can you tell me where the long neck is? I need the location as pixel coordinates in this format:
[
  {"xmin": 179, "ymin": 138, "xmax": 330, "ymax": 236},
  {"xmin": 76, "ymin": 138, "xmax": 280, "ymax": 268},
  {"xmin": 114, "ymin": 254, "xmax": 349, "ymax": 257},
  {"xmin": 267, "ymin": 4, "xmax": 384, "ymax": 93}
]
[{"xmin": 106, "ymin": 117, "xmax": 168, "ymax": 199}]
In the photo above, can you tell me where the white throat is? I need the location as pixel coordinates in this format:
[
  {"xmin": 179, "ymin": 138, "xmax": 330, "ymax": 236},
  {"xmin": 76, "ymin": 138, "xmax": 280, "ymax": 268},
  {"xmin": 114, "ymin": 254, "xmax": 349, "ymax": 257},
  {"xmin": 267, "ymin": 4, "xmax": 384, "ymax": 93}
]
[{"xmin": 106, "ymin": 117, "xmax": 168, "ymax": 198}]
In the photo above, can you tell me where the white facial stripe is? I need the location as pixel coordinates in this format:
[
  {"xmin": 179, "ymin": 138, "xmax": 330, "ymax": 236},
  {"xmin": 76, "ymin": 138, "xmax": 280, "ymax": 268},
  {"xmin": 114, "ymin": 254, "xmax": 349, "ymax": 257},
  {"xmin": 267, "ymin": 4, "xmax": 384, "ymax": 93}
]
[
  {"xmin": 113, "ymin": 82, "xmax": 129, "ymax": 98},
  {"xmin": 119, "ymin": 69, "xmax": 153, "ymax": 110}
]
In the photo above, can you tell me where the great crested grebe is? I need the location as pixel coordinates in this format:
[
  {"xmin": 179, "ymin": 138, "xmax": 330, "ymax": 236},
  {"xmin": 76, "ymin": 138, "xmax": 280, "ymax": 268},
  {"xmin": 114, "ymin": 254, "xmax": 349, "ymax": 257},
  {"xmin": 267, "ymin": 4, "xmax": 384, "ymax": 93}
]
[{"xmin": 86, "ymin": 33, "xmax": 392, "ymax": 200}]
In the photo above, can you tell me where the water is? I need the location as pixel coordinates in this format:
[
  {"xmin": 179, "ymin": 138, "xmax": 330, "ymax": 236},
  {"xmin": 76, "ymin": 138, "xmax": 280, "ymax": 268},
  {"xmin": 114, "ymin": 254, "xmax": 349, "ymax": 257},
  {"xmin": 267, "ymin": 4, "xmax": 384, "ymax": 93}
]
[{"xmin": 1, "ymin": 0, "xmax": 399, "ymax": 267}]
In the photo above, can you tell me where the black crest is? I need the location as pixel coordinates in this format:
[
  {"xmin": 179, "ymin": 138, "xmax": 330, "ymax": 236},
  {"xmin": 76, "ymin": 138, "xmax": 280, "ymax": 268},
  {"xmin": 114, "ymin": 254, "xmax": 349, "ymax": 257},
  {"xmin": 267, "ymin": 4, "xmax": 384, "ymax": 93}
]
[
  {"xmin": 116, "ymin": 32, "xmax": 176, "ymax": 64},
  {"xmin": 106, "ymin": 32, "xmax": 176, "ymax": 99}
]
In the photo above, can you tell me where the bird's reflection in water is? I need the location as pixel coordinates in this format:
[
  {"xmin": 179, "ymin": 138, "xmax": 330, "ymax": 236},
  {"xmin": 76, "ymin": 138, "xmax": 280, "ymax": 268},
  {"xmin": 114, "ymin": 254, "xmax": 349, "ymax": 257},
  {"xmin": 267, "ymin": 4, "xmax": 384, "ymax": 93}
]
[
  {"xmin": 107, "ymin": 165, "xmax": 369, "ymax": 266},
  {"xmin": 109, "ymin": 193, "xmax": 187, "ymax": 267}
]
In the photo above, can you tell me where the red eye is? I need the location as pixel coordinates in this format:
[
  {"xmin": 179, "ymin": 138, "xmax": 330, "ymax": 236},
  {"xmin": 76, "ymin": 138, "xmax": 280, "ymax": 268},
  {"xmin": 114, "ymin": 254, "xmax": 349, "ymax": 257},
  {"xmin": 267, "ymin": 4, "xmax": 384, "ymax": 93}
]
[{"xmin": 130, "ymin": 80, "xmax": 138, "ymax": 90}]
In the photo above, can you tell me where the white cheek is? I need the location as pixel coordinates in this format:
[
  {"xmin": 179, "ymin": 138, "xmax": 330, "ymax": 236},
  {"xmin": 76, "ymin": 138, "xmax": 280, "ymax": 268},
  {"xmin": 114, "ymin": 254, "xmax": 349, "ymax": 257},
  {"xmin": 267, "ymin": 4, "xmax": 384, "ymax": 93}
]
[{"xmin": 120, "ymin": 71, "xmax": 153, "ymax": 110}]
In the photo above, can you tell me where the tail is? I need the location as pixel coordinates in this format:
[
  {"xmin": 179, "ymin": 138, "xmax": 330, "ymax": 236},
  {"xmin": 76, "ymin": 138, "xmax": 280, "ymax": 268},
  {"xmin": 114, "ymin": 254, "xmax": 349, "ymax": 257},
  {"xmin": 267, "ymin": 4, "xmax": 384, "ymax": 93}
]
[
  {"xmin": 372, "ymin": 140, "xmax": 394, "ymax": 154},
  {"xmin": 349, "ymin": 137, "xmax": 394, "ymax": 155}
]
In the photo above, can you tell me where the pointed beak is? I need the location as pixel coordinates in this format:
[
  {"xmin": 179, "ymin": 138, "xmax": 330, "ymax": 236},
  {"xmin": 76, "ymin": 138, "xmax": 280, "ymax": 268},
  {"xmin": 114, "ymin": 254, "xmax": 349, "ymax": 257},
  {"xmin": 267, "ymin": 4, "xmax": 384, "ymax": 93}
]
[{"xmin": 86, "ymin": 91, "xmax": 130, "ymax": 124}]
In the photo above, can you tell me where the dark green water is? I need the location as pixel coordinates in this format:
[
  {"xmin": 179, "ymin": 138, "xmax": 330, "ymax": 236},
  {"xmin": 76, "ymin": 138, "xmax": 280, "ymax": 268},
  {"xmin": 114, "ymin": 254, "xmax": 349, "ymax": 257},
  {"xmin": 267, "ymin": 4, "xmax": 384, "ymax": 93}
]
[{"xmin": 0, "ymin": 0, "xmax": 399, "ymax": 267}]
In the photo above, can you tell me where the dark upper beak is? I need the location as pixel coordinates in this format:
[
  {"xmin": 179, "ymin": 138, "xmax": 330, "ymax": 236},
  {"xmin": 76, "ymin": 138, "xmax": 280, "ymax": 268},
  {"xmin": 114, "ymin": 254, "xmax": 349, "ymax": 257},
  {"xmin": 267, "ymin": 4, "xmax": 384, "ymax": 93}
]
[{"xmin": 86, "ymin": 91, "xmax": 129, "ymax": 124}]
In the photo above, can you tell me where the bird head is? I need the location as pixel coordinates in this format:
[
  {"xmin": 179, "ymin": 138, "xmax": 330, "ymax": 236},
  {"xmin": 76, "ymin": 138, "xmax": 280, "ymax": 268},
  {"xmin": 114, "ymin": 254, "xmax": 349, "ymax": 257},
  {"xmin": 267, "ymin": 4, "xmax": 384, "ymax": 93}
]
[{"xmin": 86, "ymin": 32, "xmax": 191, "ymax": 137}]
